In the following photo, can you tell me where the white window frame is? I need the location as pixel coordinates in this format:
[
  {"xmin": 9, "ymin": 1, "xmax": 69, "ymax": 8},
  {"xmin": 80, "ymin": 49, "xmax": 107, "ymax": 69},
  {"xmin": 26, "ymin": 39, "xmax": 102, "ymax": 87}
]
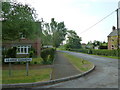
[{"xmin": 17, "ymin": 45, "xmax": 31, "ymax": 54}]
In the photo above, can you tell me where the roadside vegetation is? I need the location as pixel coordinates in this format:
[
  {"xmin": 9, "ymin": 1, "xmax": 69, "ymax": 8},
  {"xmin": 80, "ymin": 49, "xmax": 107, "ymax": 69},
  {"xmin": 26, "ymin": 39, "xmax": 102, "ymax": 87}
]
[
  {"xmin": 2, "ymin": 68, "xmax": 52, "ymax": 84},
  {"xmin": 70, "ymin": 49, "xmax": 120, "ymax": 59},
  {"xmin": 2, "ymin": 48, "xmax": 55, "ymax": 84},
  {"xmin": 62, "ymin": 52, "xmax": 93, "ymax": 72}
]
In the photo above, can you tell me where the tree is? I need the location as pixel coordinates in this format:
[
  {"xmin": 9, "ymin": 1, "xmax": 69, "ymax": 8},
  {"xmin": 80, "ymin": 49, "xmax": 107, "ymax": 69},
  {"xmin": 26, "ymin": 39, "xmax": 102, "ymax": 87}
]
[
  {"xmin": 2, "ymin": 2, "xmax": 38, "ymax": 40},
  {"xmin": 65, "ymin": 30, "xmax": 82, "ymax": 49},
  {"xmin": 51, "ymin": 20, "xmax": 67, "ymax": 48},
  {"xmin": 93, "ymin": 40, "xmax": 101, "ymax": 47},
  {"xmin": 40, "ymin": 18, "xmax": 67, "ymax": 48}
]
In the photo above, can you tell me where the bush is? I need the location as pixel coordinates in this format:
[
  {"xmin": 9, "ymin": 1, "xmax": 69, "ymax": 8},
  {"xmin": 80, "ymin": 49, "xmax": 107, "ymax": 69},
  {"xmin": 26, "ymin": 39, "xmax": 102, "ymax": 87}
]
[
  {"xmin": 2, "ymin": 47, "xmax": 17, "ymax": 64},
  {"xmin": 41, "ymin": 48, "xmax": 55, "ymax": 64}
]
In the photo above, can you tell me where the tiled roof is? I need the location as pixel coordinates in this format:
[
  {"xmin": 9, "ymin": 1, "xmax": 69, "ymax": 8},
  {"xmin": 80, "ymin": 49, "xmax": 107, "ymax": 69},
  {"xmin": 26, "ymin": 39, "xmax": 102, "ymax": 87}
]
[{"xmin": 108, "ymin": 29, "xmax": 120, "ymax": 37}]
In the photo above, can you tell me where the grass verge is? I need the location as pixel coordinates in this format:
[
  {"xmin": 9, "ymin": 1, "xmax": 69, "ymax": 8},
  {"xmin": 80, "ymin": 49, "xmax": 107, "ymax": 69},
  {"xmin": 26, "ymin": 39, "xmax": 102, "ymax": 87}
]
[
  {"xmin": 62, "ymin": 52, "xmax": 93, "ymax": 72},
  {"xmin": 2, "ymin": 68, "xmax": 52, "ymax": 84}
]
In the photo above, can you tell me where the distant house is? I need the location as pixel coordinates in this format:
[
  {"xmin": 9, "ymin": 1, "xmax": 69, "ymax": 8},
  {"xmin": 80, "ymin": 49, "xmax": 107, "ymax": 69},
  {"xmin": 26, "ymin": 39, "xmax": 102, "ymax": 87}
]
[
  {"xmin": 81, "ymin": 43, "xmax": 86, "ymax": 49},
  {"xmin": 85, "ymin": 44, "xmax": 94, "ymax": 49},
  {"xmin": 2, "ymin": 38, "xmax": 41, "ymax": 57},
  {"xmin": 94, "ymin": 46, "xmax": 99, "ymax": 49},
  {"xmin": 107, "ymin": 26, "xmax": 120, "ymax": 50}
]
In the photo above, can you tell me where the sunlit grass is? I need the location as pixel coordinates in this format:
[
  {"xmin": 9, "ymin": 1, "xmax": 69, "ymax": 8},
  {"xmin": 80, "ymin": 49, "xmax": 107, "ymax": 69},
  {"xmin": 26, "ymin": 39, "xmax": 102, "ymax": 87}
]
[
  {"xmin": 62, "ymin": 52, "xmax": 93, "ymax": 72},
  {"xmin": 2, "ymin": 68, "xmax": 52, "ymax": 84}
]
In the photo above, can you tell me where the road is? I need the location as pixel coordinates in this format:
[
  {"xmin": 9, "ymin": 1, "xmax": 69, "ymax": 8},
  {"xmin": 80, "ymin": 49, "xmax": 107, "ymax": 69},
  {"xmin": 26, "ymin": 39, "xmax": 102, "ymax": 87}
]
[{"xmin": 33, "ymin": 51, "xmax": 118, "ymax": 88}]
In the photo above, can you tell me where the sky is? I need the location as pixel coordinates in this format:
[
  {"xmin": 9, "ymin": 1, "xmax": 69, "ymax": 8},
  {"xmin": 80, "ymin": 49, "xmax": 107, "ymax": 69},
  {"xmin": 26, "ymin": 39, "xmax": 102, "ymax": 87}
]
[{"xmin": 14, "ymin": 0, "xmax": 120, "ymax": 43}]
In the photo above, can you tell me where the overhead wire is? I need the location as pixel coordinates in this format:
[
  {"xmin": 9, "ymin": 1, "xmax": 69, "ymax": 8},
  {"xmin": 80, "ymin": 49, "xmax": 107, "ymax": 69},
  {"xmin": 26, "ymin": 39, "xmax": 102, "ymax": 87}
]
[{"xmin": 79, "ymin": 9, "xmax": 118, "ymax": 34}]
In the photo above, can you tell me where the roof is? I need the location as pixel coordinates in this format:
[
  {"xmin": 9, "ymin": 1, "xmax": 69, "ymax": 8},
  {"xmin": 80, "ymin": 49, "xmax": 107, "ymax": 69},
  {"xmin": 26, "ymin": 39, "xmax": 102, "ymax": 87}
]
[
  {"xmin": 108, "ymin": 29, "xmax": 120, "ymax": 37},
  {"xmin": 2, "ymin": 38, "xmax": 41, "ymax": 44}
]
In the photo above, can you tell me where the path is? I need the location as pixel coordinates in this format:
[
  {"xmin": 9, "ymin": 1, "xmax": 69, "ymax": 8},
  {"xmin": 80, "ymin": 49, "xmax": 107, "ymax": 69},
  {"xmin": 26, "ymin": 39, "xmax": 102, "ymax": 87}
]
[{"xmin": 51, "ymin": 51, "xmax": 81, "ymax": 80}]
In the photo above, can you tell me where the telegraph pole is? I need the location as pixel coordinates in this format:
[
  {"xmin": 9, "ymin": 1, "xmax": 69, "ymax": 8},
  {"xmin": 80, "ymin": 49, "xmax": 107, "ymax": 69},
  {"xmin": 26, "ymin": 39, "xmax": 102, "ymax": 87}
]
[{"xmin": 116, "ymin": 8, "xmax": 120, "ymax": 50}]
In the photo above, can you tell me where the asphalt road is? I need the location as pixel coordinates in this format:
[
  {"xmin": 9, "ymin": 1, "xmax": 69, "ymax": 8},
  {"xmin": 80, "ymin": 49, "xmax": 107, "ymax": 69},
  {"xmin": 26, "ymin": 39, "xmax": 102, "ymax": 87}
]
[{"xmin": 35, "ymin": 51, "xmax": 118, "ymax": 88}]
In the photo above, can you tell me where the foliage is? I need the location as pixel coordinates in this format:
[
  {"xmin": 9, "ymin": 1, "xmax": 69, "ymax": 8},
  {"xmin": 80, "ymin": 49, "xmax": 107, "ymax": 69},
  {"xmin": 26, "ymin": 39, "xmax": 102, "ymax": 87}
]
[
  {"xmin": 30, "ymin": 57, "xmax": 43, "ymax": 64},
  {"xmin": 2, "ymin": 47, "xmax": 17, "ymax": 64},
  {"xmin": 65, "ymin": 30, "xmax": 82, "ymax": 50},
  {"xmin": 70, "ymin": 49, "xmax": 119, "ymax": 57},
  {"xmin": 85, "ymin": 40, "xmax": 108, "ymax": 49},
  {"xmin": 40, "ymin": 18, "xmax": 67, "ymax": 48},
  {"xmin": 29, "ymin": 47, "xmax": 35, "ymax": 58},
  {"xmin": 2, "ymin": 2, "xmax": 38, "ymax": 40},
  {"xmin": 6, "ymin": 47, "xmax": 17, "ymax": 58},
  {"xmin": 41, "ymin": 48, "xmax": 55, "ymax": 64}
]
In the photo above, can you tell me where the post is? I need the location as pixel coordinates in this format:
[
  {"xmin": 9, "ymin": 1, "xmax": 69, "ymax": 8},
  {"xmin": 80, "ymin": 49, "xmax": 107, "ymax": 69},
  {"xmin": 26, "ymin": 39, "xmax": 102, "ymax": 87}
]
[
  {"xmin": 117, "ymin": 8, "xmax": 120, "ymax": 50},
  {"xmin": 26, "ymin": 61, "xmax": 29, "ymax": 76},
  {"xmin": 9, "ymin": 62, "xmax": 12, "ymax": 76}
]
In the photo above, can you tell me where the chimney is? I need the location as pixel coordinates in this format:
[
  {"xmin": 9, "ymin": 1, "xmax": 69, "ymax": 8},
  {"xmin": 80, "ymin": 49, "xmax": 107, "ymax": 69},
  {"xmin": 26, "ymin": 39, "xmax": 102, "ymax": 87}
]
[{"xmin": 112, "ymin": 26, "xmax": 116, "ymax": 31}]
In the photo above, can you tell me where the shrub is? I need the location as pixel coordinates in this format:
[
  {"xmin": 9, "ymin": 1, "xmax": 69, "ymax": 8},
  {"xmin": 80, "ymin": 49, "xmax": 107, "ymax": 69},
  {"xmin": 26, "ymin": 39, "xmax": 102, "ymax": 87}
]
[
  {"xmin": 41, "ymin": 48, "xmax": 55, "ymax": 64},
  {"xmin": 70, "ymin": 49, "xmax": 119, "ymax": 57},
  {"xmin": 6, "ymin": 47, "xmax": 17, "ymax": 58},
  {"xmin": 2, "ymin": 47, "xmax": 17, "ymax": 64}
]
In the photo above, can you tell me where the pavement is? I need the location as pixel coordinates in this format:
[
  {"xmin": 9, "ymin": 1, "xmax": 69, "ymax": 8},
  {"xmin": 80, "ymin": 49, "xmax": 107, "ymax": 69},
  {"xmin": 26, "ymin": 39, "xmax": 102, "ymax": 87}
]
[
  {"xmin": 35, "ymin": 50, "xmax": 118, "ymax": 88},
  {"xmin": 51, "ymin": 51, "xmax": 81, "ymax": 80}
]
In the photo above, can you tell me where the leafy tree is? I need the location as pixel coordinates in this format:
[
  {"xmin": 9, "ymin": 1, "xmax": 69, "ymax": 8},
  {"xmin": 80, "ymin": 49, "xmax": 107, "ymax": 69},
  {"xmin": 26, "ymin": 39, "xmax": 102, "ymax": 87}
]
[
  {"xmin": 41, "ymin": 18, "xmax": 67, "ymax": 48},
  {"xmin": 2, "ymin": 2, "xmax": 38, "ymax": 40},
  {"xmin": 65, "ymin": 30, "xmax": 82, "ymax": 49},
  {"xmin": 93, "ymin": 40, "xmax": 101, "ymax": 47}
]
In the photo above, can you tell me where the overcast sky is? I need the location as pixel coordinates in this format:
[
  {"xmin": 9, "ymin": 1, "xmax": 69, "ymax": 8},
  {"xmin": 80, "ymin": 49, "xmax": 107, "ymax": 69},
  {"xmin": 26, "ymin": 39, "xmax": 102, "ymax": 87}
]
[{"xmin": 17, "ymin": 0, "xmax": 119, "ymax": 43}]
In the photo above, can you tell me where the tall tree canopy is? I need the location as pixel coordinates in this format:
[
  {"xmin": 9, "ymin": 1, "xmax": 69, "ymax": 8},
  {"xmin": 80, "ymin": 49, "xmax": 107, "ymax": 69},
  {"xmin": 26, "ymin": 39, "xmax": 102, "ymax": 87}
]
[
  {"xmin": 2, "ymin": 2, "xmax": 38, "ymax": 40},
  {"xmin": 65, "ymin": 30, "xmax": 82, "ymax": 49},
  {"xmin": 41, "ymin": 18, "xmax": 67, "ymax": 48},
  {"xmin": 51, "ymin": 18, "xmax": 67, "ymax": 48}
]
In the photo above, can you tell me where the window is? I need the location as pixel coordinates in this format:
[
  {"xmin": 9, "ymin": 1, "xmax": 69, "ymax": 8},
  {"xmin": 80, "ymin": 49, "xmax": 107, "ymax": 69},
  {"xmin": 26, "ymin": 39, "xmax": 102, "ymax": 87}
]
[
  {"xmin": 111, "ymin": 45, "xmax": 114, "ymax": 49},
  {"xmin": 111, "ymin": 39, "xmax": 114, "ymax": 41},
  {"xmin": 17, "ymin": 45, "xmax": 31, "ymax": 54}
]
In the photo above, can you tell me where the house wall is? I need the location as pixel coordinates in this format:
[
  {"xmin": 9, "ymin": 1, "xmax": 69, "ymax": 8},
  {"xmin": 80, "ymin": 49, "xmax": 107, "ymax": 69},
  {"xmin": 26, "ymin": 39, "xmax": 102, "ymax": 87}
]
[
  {"xmin": 108, "ymin": 36, "xmax": 120, "ymax": 50},
  {"xmin": 2, "ymin": 38, "xmax": 41, "ymax": 57}
]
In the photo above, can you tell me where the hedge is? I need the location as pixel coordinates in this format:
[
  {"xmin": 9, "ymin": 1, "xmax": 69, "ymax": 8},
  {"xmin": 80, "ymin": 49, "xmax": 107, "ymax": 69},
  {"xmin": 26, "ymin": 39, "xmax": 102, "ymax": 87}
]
[
  {"xmin": 41, "ymin": 48, "xmax": 55, "ymax": 64},
  {"xmin": 70, "ymin": 49, "xmax": 119, "ymax": 57}
]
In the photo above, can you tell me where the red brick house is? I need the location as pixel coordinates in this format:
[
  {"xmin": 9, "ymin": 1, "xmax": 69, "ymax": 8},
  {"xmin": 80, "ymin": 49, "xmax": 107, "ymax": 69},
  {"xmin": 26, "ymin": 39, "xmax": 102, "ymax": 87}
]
[{"xmin": 2, "ymin": 38, "xmax": 41, "ymax": 57}]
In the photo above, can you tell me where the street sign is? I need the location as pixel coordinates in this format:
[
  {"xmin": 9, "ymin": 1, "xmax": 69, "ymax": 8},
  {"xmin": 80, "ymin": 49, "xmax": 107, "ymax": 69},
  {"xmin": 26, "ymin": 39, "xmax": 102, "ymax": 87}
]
[
  {"xmin": 4, "ymin": 58, "xmax": 32, "ymax": 76},
  {"xmin": 4, "ymin": 58, "xmax": 32, "ymax": 62}
]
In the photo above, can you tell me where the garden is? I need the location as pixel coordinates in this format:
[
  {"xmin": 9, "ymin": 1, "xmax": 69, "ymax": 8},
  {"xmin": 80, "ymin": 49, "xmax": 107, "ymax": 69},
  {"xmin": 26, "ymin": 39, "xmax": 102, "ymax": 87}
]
[{"xmin": 2, "ymin": 48, "xmax": 55, "ymax": 84}]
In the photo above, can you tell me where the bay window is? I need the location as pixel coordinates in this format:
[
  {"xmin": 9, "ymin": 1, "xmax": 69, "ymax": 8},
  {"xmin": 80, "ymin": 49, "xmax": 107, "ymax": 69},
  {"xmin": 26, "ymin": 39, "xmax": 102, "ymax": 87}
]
[{"xmin": 17, "ymin": 45, "xmax": 31, "ymax": 54}]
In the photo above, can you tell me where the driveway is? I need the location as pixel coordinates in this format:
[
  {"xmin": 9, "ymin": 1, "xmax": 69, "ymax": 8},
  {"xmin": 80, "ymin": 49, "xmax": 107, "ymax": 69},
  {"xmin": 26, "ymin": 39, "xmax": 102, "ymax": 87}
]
[{"xmin": 35, "ymin": 50, "xmax": 118, "ymax": 88}]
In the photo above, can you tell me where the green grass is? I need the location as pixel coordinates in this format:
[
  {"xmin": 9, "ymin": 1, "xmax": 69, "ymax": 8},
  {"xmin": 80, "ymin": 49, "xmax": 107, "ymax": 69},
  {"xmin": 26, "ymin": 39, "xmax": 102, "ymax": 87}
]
[
  {"xmin": 62, "ymin": 52, "xmax": 93, "ymax": 72},
  {"xmin": 57, "ymin": 45, "xmax": 66, "ymax": 50},
  {"xmin": 30, "ymin": 57, "xmax": 43, "ymax": 64},
  {"xmin": 2, "ymin": 68, "xmax": 52, "ymax": 84}
]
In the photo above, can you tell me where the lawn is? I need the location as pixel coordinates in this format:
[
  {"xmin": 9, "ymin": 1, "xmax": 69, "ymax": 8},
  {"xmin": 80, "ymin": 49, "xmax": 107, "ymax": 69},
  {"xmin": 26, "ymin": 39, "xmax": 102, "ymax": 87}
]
[
  {"xmin": 62, "ymin": 52, "xmax": 94, "ymax": 72},
  {"xmin": 30, "ymin": 57, "xmax": 43, "ymax": 64},
  {"xmin": 2, "ymin": 68, "xmax": 52, "ymax": 84},
  {"xmin": 2, "ymin": 56, "xmax": 53, "ymax": 84}
]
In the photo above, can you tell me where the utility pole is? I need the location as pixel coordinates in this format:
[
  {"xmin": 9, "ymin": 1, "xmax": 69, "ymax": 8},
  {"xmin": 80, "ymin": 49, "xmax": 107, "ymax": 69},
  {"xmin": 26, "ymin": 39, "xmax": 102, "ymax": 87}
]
[{"xmin": 116, "ymin": 8, "xmax": 120, "ymax": 50}]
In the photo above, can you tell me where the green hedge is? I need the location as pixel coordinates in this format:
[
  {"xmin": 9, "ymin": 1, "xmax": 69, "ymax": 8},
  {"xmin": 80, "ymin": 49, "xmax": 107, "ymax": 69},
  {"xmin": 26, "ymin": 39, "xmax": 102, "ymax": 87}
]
[
  {"xmin": 70, "ymin": 49, "xmax": 119, "ymax": 57},
  {"xmin": 41, "ymin": 48, "xmax": 55, "ymax": 64}
]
